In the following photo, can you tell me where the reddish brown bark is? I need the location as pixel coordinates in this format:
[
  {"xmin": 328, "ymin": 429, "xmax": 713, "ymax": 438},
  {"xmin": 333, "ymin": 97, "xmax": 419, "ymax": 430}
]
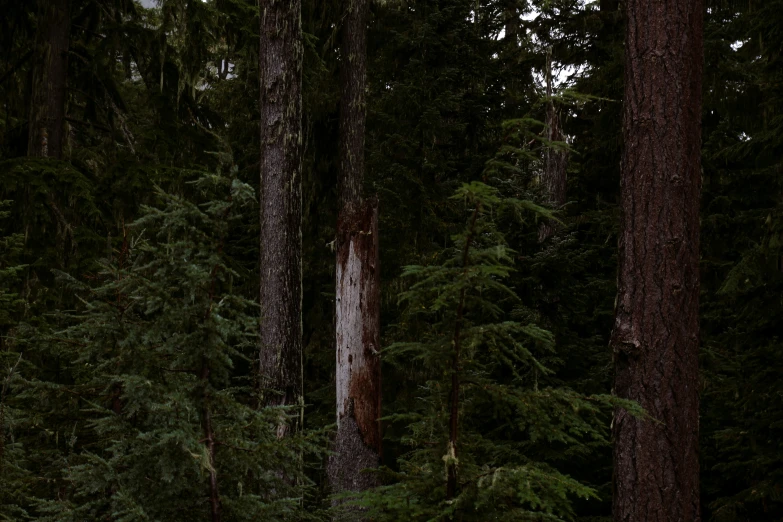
[
  {"xmin": 327, "ymin": 0, "xmax": 381, "ymax": 500},
  {"xmin": 258, "ymin": 0, "xmax": 304, "ymax": 429},
  {"xmin": 611, "ymin": 0, "xmax": 704, "ymax": 520},
  {"xmin": 28, "ymin": 0, "xmax": 70, "ymax": 158}
]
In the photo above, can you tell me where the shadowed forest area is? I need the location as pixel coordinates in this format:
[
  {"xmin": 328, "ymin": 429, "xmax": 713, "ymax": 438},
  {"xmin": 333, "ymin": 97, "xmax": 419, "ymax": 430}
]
[{"xmin": 0, "ymin": 0, "xmax": 781, "ymax": 521}]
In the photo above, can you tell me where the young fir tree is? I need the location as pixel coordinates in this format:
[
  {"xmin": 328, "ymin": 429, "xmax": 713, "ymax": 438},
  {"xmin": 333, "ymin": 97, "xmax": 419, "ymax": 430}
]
[
  {"xmin": 13, "ymin": 173, "xmax": 321, "ymax": 521},
  {"xmin": 353, "ymin": 182, "xmax": 636, "ymax": 521}
]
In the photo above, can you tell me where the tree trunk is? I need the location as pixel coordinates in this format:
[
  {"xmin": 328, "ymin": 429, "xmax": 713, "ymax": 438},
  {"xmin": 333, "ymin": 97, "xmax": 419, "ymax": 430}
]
[
  {"xmin": 538, "ymin": 47, "xmax": 568, "ymax": 243},
  {"xmin": 28, "ymin": 0, "xmax": 70, "ymax": 159},
  {"xmin": 327, "ymin": 0, "xmax": 382, "ymax": 500},
  {"xmin": 611, "ymin": 0, "xmax": 703, "ymax": 520},
  {"xmin": 258, "ymin": 0, "xmax": 304, "ymax": 435},
  {"xmin": 328, "ymin": 200, "xmax": 382, "ymax": 495}
]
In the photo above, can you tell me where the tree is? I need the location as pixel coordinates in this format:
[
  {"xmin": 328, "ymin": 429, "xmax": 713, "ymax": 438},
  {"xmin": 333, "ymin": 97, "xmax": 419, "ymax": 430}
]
[
  {"xmin": 258, "ymin": 0, "xmax": 305, "ymax": 432},
  {"xmin": 9, "ymin": 174, "xmax": 311, "ymax": 522},
  {"xmin": 538, "ymin": 48, "xmax": 568, "ymax": 243},
  {"xmin": 610, "ymin": 0, "xmax": 704, "ymax": 520},
  {"xmin": 356, "ymin": 182, "xmax": 628, "ymax": 521},
  {"xmin": 28, "ymin": 0, "xmax": 70, "ymax": 158},
  {"xmin": 327, "ymin": 0, "xmax": 382, "ymax": 500}
]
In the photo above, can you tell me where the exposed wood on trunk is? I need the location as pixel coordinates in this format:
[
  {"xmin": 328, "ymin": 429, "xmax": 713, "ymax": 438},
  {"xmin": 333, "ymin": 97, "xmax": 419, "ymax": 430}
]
[
  {"xmin": 258, "ymin": 0, "xmax": 304, "ymax": 434},
  {"xmin": 328, "ymin": 0, "xmax": 382, "ymax": 504},
  {"xmin": 28, "ymin": 0, "xmax": 71, "ymax": 159},
  {"xmin": 538, "ymin": 48, "xmax": 568, "ymax": 243},
  {"xmin": 328, "ymin": 200, "xmax": 382, "ymax": 495},
  {"xmin": 611, "ymin": 0, "xmax": 703, "ymax": 520}
]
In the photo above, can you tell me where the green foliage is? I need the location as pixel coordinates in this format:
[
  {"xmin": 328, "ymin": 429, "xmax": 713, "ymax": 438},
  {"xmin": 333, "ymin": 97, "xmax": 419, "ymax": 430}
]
[
  {"xmin": 5, "ymin": 174, "xmax": 323, "ymax": 521},
  {"xmin": 354, "ymin": 182, "xmax": 629, "ymax": 521}
]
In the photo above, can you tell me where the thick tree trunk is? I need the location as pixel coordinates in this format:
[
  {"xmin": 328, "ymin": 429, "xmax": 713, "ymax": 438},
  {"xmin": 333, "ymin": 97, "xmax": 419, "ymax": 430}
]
[
  {"xmin": 538, "ymin": 48, "xmax": 568, "ymax": 243},
  {"xmin": 336, "ymin": 0, "xmax": 368, "ymax": 213},
  {"xmin": 258, "ymin": 0, "xmax": 304, "ymax": 433},
  {"xmin": 28, "ymin": 0, "xmax": 70, "ymax": 159},
  {"xmin": 327, "ymin": 0, "xmax": 382, "ymax": 500},
  {"xmin": 611, "ymin": 0, "xmax": 703, "ymax": 520},
  {"xmin": 328, "ymin": 201, "xmax": 382, "ymax": 494}
]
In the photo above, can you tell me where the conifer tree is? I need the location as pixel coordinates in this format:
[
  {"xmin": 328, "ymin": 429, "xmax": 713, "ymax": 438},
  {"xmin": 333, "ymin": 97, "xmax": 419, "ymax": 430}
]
[
  {"xmin": 258, "ymin": 0, "xmax": 305, "ymax": 431},
  {"xmin": 328, "ymin": 0, "xmax": 382, "ymax": 502},
  {"xmin": 356, "ymin": 181, "xmax": 635, "ymax": 521},
  {"xmin": 611, "ymin": 0, "xmax": 704, "ymax": 519},
  {"xmin": 28, "ymin": 0, "xmax": 71, "ymax": 158},
  {"xmin": 13, "ymin": 173, "xmax": 316, "ymax": 521}
]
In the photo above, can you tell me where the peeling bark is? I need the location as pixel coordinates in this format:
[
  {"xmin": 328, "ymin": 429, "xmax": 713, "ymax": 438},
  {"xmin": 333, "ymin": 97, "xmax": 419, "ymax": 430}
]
[
  {"xmin": 611, "ymin": 0, "xmax": 703, "ymax": 520},
  {"xmin": 258, "ymin": 0, "xmax": 304, "ymax": 431},
  {"xmin": 28, "ymin": 0, "xmax": 70, "ymax": 159},
  {"xmin": 328, "ymin": 201, "xmax": 382, "ymax": 496},
  {"xmin": 328, "ymin": 0, "xmax": 381, "ymax": 502}
]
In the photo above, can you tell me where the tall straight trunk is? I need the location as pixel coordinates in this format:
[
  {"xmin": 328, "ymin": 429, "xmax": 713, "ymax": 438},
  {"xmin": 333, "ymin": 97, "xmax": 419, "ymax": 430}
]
[
  {"xmin": 611, "ymin": 0, "xmax": 703, "ymax": 520},
  {"xmin": 538, "ymin": 47, "xmax": 568, "ymax": 243},
  {"xmin": 327, "ymin": 0, "xmax": 382, "ymax": 498},
  {"xmin": 28, "ymin": 0, "xmax": 70, "ymax": 158},
  {"xmin": 258, "ymin": 0, "xmax": 304, "ymax": 433}
]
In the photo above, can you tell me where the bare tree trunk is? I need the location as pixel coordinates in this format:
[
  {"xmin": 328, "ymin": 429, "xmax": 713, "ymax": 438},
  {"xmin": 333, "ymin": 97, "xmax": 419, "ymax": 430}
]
[
  {"xmin": 611, "ymin": 0, "xmax": 703, "ymax": 520},
  {"xmin": 28, "ymin": 0, "xmax": 70, "ymax": 159},
  {"xmin": 327, "ymin": 0, "xmax": 382, "ymax": 501},
  {"xmin": 538, "ymin": 48, "xmax": 567, "ymax": 243},
  {"xmin": 258, "ymin": 0, "xmax": 304, "ymax": 434},
  {"xmin": 328, "ymin": 200, "xmax": 381, "ymax": 495}
]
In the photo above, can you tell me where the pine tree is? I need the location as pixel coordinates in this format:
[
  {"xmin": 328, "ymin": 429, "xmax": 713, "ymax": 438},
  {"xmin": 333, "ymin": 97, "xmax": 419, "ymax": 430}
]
[
  {"xmin": 355, "ymin": 181, "xmax": 635, "ymax": 521},
  {"xmin": 611, "ymin": 0, "xmax": 704, "ymax": 519},
  {"xmin": 328, "ymin": 0, "xmax": 382, "ymax": 502},
  {"xmin": 11, "ymin": 173, "xmax": 319, "ymax": 521},
  {"xmin": 258, "ymin": 0, "xmax": 305, "ymax": 431},
  {"xmin": 28, "ymin": 0, "xmax": 71, "ymax": 158}
]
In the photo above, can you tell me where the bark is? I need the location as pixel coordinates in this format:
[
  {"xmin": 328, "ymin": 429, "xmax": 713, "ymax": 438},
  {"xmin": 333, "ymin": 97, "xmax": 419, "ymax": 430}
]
[
  {"xmin": 28, "ymin": 0, "xmax": 71, "ymax": 159},
  {"xmin": 337, "ymin": 0, "xmax": 368, "ymax": 213},
  {"xmin": 328, "ymin": 201, "xmax": 382, "ymax": 495},
  {"xmin": 258, "ymin": 0, "xmax": 304, "ymax": 433},
  {"xmin": 611, "ymin": 0, "xmax": 704, "ymax": 520},
  {"xmin": 328, "ymin": 0, "xmax": 382, "ymax": 501},
  {"xmin": 538, "ymin": 48, "xmax": 568, "ymax": 243}
]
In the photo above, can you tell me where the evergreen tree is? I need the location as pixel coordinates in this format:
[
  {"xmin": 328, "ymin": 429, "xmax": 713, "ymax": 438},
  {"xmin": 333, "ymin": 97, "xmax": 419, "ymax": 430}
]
[
  {"xmin": 611, "ymin": 0, "xmax": 704, "ymax": 519},
  {"xmin": 355, "ymin": 182, "xmax": 635, "ymax": 521},
  {"xmin": 11, "ymin": 172, "xmax": 320, "ymax": 521}
]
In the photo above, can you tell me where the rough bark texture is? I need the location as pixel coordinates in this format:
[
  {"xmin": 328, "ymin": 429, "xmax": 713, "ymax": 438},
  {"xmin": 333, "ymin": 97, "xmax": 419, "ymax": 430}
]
[
  {"xmin": 538, "ymin": 48, "xmax": 568, "ymax": 243},
  {"xmin": 337, "ymin": 0, "xmax": 368, "ymax": 213},
  {"xmin": 258, "ymin": 0, "xmax": 304, "ymax": 432},
  {"xmin": 328, "ymin": 0, "xmax": 381, "ymax": 499},
  {"xmin": 611, "ymin": 0, "xmax": 704, "ymax": 520},
  {"xmin": 28, "ymin": 0, "xmax": 70, "ymax": 158}
]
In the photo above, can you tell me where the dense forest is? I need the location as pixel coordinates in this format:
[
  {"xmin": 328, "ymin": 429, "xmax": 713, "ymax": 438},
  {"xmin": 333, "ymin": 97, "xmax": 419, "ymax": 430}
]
[{"xmin": 0, "ymin": 0, "xmax": 781, "ymax": 520}]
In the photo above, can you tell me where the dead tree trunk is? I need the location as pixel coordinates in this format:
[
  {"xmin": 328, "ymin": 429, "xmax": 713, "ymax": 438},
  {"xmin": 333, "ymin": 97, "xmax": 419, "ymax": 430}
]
[
  {"xmin": 28, "ymin": 0, "xmax": 70, "ymax": 158},
  {"xmin": 611, "ymin": 0, "xmax": 703, "ymax": 520},
  {"xmin": 328, "ymin": 200, "xmax": 381, "ymax": 495},
  {"xmin": 327, "ymin": 0, "xmax": 382, "ymax": 500},
  {"xmin": 258, "ymin": 0, "xmax": 304, "ymax": 434},
  {"xmin": 538, "ymin": 48, "xmax": 567, "ymax": 243}
]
